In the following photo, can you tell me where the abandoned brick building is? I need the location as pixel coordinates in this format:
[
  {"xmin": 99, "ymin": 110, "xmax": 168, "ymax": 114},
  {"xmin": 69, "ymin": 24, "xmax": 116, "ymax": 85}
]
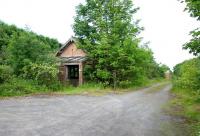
[{"xmin": 56, "ymin": 38, "xmax": 86, "ymax": 86}]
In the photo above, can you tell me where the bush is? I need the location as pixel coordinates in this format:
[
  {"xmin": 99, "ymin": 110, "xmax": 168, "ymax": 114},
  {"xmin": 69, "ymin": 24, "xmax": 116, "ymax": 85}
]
[
  {"xmin": 0, "ymin": 65, "xmax": 13, "ymax": 84},
  {"xmin": 119, "ymin": 80, "xmax": 133, "ymax": 88},
  {"xmin": 173, "ymin": 58, "xmax": 200, "ymax": 90},
  {"xmin": 22, "ymin": 63, "xmax": 61, "ymax": 90},
  {"xmin": 0, "ymin": 78, "xmax": 47, "ymax": 96}
]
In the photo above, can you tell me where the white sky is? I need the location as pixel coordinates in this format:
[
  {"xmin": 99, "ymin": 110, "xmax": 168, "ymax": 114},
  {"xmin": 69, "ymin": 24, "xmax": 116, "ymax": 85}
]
[{"xmin": 0, "ymin": 0, "xmax": 199, "ymax": 69}]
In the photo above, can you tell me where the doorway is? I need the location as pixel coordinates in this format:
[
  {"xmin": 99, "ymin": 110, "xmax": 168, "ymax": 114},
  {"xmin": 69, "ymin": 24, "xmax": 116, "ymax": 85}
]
[{"xmin": 68, "ymin": 65, "xmax": 79, "ymax": 86}]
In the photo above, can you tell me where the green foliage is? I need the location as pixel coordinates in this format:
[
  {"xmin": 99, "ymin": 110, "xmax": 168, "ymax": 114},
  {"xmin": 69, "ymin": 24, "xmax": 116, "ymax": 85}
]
[
  {"xmin": 0, "ymin": 65, "xmax": 13, "ymax": 84},
  {"xmin": 180, "ymin": 0, "xmax": 200, "ymax": 20},
  {"xmin": 173, "ymin": 58, "xmax": 200, "ymax": 90},
  {"xmin": 0, "ymin": 78, "xmax": 47, "ymax": 97},
  {"xmin": 172, "ymin": 0, "xmax": 200, "ymax": 127},
  {"xmin": 180, "ymin": 0, "xmax": 200, "ymax": 56},
  {"xmin": 158, "ymin": 64, "xmax": 170, "ymax": 78},
  {"xmin": 22, "ymin": 63, "xmax": 61, "ymax": 90},
  {"xmin": 73, "ymin": 0, "xmax": 165, "ymax": 87},
  {"xmin": 183, "ymin": 28, "xmax": 200, "ymax": 56},
  {"xmin": 0, "ymin": 21, "xmax": 62, "ymax": 96},
  {"xmin": 6, "ymin": 32, "xmax": 56, "ymax": 75},
  {"xmin": 0, "ymin": 21, "xmax": 60, "ymax": 49},
  {"xmin": 171, "ymin": 87, "xmax": 200, "ymax": 136},
  {"xmin": 0, "ymin": 21, "xmax": 60, "ymax": 64}
]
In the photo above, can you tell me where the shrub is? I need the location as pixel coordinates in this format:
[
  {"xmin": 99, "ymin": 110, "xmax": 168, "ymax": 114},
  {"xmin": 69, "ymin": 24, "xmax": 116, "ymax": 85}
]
[
  {"xmin": 0, "ymin": 78, "xmax": 46, "ymax": 96},
  {"xmin": 22, "ymin": 63, "xmax": 61, "ymax": 90},
  {"xmin": 0, "ymin": 65, "xmax": 13, "ymax": 84},
  {"xmin": 119, "ymin": 80, "xmax": 132, "ymax": 88},
  {"xmin": 173, "ymin": 58, "xmax": 200, "ymax": 90}
]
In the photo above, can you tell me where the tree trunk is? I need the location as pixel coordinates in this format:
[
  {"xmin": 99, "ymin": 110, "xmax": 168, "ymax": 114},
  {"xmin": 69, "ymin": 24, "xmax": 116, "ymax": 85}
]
[{"xmin": 113, "ymin": 70, "xmax": 117, "ymax": 91}]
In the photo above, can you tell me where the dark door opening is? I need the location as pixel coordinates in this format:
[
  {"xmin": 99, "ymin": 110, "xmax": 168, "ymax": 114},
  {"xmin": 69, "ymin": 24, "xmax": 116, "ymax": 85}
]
[{"xmin": 68, "ymin": 65, "xmax": 79, "ymax": 86}]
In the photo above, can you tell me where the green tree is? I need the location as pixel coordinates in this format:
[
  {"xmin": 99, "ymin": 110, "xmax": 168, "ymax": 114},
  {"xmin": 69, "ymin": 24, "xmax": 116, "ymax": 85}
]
[
  {"xmin": 0, "ymin": 21, "xmax": 60, "ymax": 64},
  {"xmin": 158, "ymin": 64, "xmax": 170, "ymax": 77},
  {"xmin": 0, "ymin": 22, "xmax": 20, "ymax": 64},
  {"xmin": 180, "ymin": 0, "xmax": 200, "ymax": 56},
  {"xmin": 0, "ymin": 21, "xmax": 60, "ymax": 75},
  {"xmin": 73, "ymin": 0, "xmax": 161, "ymax": 87},
  {"xmin": 0, "ymin": 21, "xmax": 62, "ymax": 92},
  {"xmin": 6, "ymin": 32, "xmax": 57, "ymax": 75},
  {"xmin": 183, "ymin": 28, "xmax": 200, "ymax": 56}
]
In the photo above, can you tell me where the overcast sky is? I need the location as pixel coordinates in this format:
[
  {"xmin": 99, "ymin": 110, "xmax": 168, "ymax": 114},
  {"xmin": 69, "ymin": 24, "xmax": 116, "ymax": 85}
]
[{"xmin": 0, "ymin": 0, "xmax": 199, "ymax": 69}]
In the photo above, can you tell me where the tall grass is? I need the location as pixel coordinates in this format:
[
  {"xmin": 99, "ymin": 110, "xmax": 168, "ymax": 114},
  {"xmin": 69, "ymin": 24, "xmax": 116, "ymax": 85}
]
[{"xmin": 170, "ymin": 87, "xmax": 200, "ymax": 136}]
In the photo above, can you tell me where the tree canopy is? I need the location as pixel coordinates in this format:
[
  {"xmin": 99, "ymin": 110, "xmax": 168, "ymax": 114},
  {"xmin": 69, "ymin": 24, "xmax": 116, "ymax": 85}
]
[
  {"xmin": 183, "ymin": 28, "xmax": 200, "ymax": 56},
  {"xmin": 0, "ymin": 21, "xmax": 61, "ymax": 89},
  {"xmin": 73, "ymin": 0, "xmax": 168, "ymax": 87},
  {"xmin": 181, "ymin": 0, "xmax": 200, "ymax": 56},
  {"xmin": 0, "ymin": 21, "xmax": 60, "ymax": 64}
]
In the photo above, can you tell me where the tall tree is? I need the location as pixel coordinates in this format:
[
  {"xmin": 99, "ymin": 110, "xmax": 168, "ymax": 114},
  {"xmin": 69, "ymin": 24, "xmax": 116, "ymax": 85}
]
[{"xmin": 73, "ymin": 0, "xmax": 157, "ymax": 87}]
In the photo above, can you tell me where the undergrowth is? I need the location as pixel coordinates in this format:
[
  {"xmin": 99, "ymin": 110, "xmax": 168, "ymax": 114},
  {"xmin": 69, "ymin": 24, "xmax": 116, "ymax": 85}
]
[{"xmin": 169, "ymin": 87, "xmax": 200, "ymax": 136}]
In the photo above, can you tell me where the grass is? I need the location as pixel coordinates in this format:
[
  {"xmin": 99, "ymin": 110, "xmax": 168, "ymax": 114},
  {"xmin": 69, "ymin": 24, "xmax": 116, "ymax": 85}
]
[
  {"xmin": 167, "ymin": 87, "xmax": 200, "ymax": 136},
  {"xmin": 58, "ymin": 79, "xmax": 170, "ymax": 96},
  {"xmin": 61, "ymin": 83, "xmax": 112, "ymax": 96},
  {"xmin": 0, "ymin": 78, "xmax": 169, "ymax": 98},
  {"xmin": 0, "ymin": 78, "xmax": 49, "ymax": 98},
  {"xmin": 145, "ymin": 81, "xmax": 171, "ymax": 94}
]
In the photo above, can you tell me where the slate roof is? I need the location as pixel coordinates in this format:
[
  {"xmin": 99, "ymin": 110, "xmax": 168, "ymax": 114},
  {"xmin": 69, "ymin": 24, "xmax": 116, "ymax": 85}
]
[{"xmin": 61, "ymin": 56, "xmax": 86, "ymax": 63}]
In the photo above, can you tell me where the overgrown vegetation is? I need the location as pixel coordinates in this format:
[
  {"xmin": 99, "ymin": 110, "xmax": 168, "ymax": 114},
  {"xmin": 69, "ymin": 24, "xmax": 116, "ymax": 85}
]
[
  {"xmin": 60, "ymin": 79, "xmax": 168, "ymax": 96},
  {"xmin": 73, "ymin": 0, "xmax": 169, "ymax": 88},
  {"xmin": 170, "ymin": 1, "xmax": 200, "ymax": 135},
  {"xmin": 172, "ymin": 58, "xmax": 200, "ymax": 135},
  {"xmin": 173, "ymin": 58, "xmax": 200, "ymax": 90},
  {"xmin": 0, "ymin": 0, "xmax": 169, "ymax": 97},
  {"xmin": 170, "ymin": 87, "xmax": 200, "ymax": 136},
  {"xmin": 0, "ymin": 21, "xmax": 62, "ymax": 96}
]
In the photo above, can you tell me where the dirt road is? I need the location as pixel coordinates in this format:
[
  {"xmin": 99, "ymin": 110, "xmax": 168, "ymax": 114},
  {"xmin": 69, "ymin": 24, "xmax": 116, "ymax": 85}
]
[{"xmin": 0, "ymin": 84, "xmax": 187, "ymax": 136}]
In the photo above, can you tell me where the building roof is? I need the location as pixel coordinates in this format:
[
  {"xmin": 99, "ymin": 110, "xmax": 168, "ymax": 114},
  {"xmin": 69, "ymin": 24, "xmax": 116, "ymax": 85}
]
[
  {"xmin": 61, "ymin": 56, "xmax": 86, "ymax": 63},
  {"xmin": 56, "ymin": 37, "xmax": 76, "ymax": 56}
]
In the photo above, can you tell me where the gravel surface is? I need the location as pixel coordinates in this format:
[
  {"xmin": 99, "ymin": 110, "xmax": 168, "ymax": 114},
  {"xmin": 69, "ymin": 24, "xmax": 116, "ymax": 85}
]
[{"xmin": 0, "ymin": 84, "xmax": 187, "ymax": 136}]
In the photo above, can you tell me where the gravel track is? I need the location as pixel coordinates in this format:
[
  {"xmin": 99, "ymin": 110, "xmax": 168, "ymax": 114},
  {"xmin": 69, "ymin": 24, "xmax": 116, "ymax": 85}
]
[{"xmin": 0, "ymin": 84, "xmax": 187, "ymax": 136}]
